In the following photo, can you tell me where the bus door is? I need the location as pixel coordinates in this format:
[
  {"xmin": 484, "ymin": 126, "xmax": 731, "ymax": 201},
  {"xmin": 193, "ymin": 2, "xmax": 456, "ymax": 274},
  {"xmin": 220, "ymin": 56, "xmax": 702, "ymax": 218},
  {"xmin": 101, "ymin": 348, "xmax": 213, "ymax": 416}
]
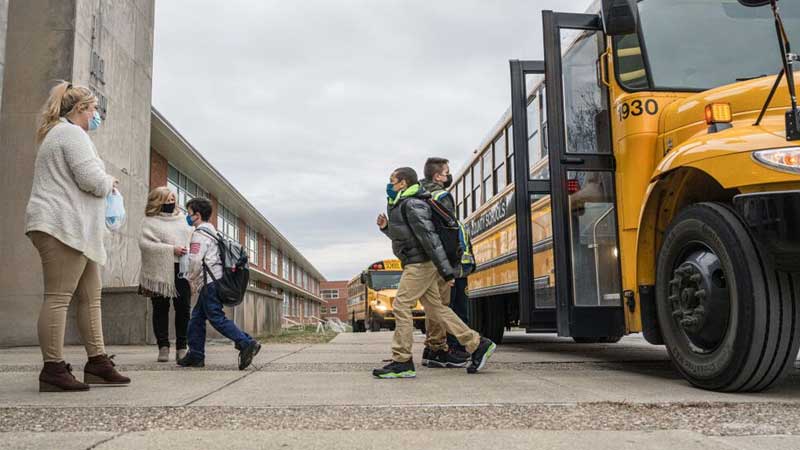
[{"xmin": 511, "ymin": 11, "xmax": 625, "ymax": 338}]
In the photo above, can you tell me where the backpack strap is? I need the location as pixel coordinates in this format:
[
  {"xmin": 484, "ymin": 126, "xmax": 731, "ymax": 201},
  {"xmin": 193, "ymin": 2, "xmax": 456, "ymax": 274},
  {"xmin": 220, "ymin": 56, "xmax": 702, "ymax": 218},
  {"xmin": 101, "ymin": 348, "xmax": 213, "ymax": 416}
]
[{"xmin": 194, "ymin": 227, "xmax": 222, "ymax": 284}]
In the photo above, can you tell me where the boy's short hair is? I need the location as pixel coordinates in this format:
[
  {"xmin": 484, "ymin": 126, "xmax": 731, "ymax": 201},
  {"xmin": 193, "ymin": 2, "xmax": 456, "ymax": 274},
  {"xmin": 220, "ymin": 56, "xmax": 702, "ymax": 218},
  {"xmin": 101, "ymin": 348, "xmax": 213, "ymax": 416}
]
[
  {"xmin": 423, "ymin": 157, "xmax": 449, "ymax": 180},
  {"xmin": 186, "ymin": 197, "xmax": 213, "ymax": 221},
  {"xmin": 392, "ymin": 167, "xmax": 419, "ymax": 186}
]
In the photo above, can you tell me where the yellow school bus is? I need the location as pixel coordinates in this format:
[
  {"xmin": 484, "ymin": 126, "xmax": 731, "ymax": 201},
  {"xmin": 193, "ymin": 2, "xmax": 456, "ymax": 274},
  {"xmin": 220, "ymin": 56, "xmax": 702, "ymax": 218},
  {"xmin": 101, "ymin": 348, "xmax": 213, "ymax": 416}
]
[
  {"xmin": 451, "ymin": 0, "xmax": 800, "ymax": 391},
  {"xmin": 347, "ymin": 259, "xmax": 426, "ymax": 332}
]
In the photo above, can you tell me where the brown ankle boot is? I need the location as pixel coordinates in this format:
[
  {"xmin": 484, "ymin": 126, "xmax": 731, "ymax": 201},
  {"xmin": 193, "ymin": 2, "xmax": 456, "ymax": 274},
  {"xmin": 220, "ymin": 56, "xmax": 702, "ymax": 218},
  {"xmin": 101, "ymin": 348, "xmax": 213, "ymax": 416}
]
[
  {"xmin": 39, "ymin": 361, "xmax": 90, "ymax": 392},
  {"xmin": 83, "ymin": 354, "xmax": 131, "ymax": 385}
]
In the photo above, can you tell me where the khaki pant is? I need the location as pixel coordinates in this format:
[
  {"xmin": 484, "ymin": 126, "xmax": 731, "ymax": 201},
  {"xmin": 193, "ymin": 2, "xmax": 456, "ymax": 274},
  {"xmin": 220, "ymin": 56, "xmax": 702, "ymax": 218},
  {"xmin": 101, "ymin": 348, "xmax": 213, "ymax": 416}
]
[
  {"xmin": 391, "ymin": 262, "xmax": 479, "ymax": 362},
  {"xmin": 29, "ymin": 231, "xmax": 105, "ymax": 363},
  {"xmin": 423, "ymin": 280, "xmax": 450, "ymax": 351}
]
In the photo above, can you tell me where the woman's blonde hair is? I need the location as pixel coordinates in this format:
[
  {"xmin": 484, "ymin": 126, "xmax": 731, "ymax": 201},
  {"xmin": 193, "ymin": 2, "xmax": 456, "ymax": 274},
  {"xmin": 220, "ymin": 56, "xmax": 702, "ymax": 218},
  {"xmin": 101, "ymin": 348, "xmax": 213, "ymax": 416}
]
[
  {"xmin": 145, "ymin": 186, "xmax": 177, "ymax": 217},
  {"xmin": 36, "ymin": 80, "xmax": 97, "ymax": 143}
]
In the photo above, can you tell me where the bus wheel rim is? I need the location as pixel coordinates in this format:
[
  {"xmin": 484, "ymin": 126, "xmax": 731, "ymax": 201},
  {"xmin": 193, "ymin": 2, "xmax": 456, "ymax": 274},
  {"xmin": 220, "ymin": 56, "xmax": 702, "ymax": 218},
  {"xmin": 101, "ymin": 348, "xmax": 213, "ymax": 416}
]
[{"xmin": 668, "ymin": 247, "xmax": 731, "ymax": 355}]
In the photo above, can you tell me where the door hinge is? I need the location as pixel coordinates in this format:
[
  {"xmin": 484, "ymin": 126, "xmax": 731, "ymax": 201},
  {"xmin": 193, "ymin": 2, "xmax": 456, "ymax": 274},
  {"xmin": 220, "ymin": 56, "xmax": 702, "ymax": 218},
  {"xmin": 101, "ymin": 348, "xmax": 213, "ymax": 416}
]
[{"xmin": 624, "ymin": 290, "xmax": 636, "ymax": 313}]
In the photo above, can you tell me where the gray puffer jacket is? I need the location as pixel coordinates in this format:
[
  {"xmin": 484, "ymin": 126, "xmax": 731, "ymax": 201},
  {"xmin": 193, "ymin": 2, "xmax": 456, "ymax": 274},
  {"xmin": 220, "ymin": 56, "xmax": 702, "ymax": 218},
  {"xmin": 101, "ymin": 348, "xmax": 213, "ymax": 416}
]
[{"xmin": 381, "ymin": 184, "xmax": 455, "ymax": 281}]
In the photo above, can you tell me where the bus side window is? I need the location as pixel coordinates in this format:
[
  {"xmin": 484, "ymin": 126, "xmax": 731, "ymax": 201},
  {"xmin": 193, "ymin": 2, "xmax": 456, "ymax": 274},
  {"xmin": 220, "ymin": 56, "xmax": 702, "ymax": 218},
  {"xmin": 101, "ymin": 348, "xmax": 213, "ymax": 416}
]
[{"xmin": 613, "ymin": 34, "xmax": 648, "ymax": 90}]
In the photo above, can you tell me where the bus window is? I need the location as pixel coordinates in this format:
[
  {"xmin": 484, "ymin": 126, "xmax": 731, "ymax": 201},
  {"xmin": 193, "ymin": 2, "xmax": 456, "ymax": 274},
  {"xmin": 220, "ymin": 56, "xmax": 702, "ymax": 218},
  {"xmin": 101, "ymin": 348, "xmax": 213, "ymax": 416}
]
[
  {"xmin": 562, "ymin": 30, "xmax": 607, "ymax": 155},
  {"xmin": 540, "ymin": 88, "xmax": 549, "ymax": 156},
  {"xmin": 493, "ymin": 135, "xmax": 506, "ymax": 193},
  {"xmin": 463, "ymin": 176, "xmax": 471, "ymax": 218},
  {"xmin": 471, "ymin": 164, "xmax": 480, "ymax": 212},
  {"xmin": 506, "ymin": 125, "xmax": 514, "ymax": 183},
  {"xmin": 369, "ymin": 271, "xmax": 402, "ymax": 290},
  {"xmin": 613, "ymin": 33, "xmax": 648, "ymax": 90},
  {"xmin": 482, "ymin": 151, "xmax": 493, "ymax": 203},
  {"xmin": 567, "ymin": 171, "xmax": 621, "ymax": 306},
  {"xmin": 527, "ymin": 95, "xmax": 542, "ymax": 169}
]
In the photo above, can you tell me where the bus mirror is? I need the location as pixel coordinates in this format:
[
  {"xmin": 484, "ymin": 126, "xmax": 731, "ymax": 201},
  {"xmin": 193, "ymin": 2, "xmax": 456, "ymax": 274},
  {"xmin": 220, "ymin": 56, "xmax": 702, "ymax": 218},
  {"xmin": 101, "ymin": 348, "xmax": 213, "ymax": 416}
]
[
  {"xmin": 601, "ymin": 0, "xmax": 638, "ymax": 36},
  {"xmin": 737, "ymin": 0, "xmax": 771, "ymax": 6},
  {"xmin": 360, "ymin": 273, "xmax": 367, "ymax": 285}
]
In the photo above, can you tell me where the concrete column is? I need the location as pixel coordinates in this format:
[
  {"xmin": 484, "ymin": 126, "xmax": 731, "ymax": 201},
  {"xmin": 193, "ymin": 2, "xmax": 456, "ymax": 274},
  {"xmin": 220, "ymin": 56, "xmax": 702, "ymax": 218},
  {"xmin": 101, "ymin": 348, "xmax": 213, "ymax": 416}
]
[{"xmin": 0, "ymin": 0, "xmax": 155, "ymax": 346}]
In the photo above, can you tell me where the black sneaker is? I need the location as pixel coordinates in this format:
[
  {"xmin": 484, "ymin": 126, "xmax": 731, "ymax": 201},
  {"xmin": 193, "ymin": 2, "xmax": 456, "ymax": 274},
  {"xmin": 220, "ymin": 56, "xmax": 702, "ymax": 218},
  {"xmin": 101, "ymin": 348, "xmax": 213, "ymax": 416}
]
[
  {"xmin": 372, "ymin": 359, "xmax": 416, "ymax": 379},
  {"xmin": 421, "ymin": 347, "xmax": 432, "ymax": 367},
  {"xmin": 467, "ymin": 337, "xmax": 496, "ymax": 374},
  {"xmin": 449, "ymin": 347, "xmax": 470, "ymax": 362},
  {"xmin": 176, "ymin": 353, "xmax": 205, "ymax": 368},
  {"xmin": 238, "ymin": 341, "xmax": 262, "ymax": 370},
  {"xmin": 427, "ymin": 349, "xmax": 468, "ymax": 368}
]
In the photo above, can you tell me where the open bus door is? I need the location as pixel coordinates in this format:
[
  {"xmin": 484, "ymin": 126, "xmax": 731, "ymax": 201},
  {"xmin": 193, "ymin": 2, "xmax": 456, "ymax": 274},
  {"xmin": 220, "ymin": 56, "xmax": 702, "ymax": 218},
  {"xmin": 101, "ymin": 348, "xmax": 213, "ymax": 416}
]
[{"xmin": 510, "ymin": 11, "xmax": 625, "ymax": 340}]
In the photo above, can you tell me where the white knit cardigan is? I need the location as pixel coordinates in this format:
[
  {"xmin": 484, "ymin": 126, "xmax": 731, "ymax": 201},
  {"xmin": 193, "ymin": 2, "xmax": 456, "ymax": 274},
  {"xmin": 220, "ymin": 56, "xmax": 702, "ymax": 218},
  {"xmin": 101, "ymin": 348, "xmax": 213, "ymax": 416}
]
[
  {"xmin": 25, "ymin": 119, "xmax": 115, "ymax": 265},
  {"xmin": 139, "ymin": 213, "xmax": 193, "ymax": 298}
]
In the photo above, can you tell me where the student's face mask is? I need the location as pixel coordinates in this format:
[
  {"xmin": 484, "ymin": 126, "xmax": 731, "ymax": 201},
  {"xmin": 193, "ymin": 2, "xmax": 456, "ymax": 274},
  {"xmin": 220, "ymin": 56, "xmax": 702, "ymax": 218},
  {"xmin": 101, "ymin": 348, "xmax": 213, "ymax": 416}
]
[
  {"xmin": 443, "ymin": 174, "xmax": 453, "ymax": 189},
  {"xmin": 186, "ymin": 213, "xmax": 195, "ymax": 227}
]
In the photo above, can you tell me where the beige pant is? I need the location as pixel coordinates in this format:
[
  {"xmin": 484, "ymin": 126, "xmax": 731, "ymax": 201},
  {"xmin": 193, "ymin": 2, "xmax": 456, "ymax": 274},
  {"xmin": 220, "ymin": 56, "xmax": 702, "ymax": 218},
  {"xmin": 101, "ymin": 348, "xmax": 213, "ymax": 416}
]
[
  {"xmin": 391, "ymin": 262, "xmax": 479, "ymax": 362},
  {"xmin": 30, "ymin": 231, "xmax": 105, "ymax": 363},
  {"xmin": 423, "ymin": 280, "xmax": 451, "ymax": 351}
]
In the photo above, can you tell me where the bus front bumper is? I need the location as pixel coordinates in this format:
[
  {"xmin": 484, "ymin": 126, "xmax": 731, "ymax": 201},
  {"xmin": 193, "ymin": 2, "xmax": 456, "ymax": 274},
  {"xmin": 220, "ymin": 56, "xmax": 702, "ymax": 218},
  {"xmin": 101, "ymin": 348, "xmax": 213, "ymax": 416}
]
[{"xmin": 734, "ymin": 190, "xmax": 800, "ymax": 272}]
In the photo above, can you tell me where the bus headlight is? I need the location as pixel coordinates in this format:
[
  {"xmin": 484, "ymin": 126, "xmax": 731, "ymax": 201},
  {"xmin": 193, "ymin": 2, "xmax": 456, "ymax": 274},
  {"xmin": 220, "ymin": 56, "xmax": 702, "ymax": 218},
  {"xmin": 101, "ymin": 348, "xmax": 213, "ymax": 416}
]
[
  {"xmin": 753, "ymin": 148, "xmax": 800, "ymax": 173},
  {"xmin": 375, "ymin": 302, "xmax": 387, "ymax": 312}
]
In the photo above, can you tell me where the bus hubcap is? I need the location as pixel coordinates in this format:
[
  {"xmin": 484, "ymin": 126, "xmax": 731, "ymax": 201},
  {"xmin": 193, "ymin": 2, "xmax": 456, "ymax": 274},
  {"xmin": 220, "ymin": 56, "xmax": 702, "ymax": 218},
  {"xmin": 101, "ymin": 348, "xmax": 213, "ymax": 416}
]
[{"xmin": 668, "ymin": 249, "xmax": 730, "ymax": 354}]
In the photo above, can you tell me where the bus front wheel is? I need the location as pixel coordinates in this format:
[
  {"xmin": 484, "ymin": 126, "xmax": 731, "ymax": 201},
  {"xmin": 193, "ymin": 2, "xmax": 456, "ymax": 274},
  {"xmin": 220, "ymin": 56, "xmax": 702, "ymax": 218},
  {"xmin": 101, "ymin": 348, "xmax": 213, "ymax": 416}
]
[{"xmin": 656, "ymin": 202, "xmax": 800, "ymax": 392}]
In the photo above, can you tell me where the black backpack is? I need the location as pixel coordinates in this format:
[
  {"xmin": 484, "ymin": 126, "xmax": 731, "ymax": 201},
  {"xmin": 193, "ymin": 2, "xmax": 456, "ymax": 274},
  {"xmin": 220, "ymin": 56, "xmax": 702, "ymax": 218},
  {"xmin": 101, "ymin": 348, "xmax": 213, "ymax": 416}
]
[
  {"xmin": 402, "ymin": 199, "xmax": 463, "ymax": 267},
  {"xmin": 196, "ymin": 228, "xmax": 249, "ymax": 306}
]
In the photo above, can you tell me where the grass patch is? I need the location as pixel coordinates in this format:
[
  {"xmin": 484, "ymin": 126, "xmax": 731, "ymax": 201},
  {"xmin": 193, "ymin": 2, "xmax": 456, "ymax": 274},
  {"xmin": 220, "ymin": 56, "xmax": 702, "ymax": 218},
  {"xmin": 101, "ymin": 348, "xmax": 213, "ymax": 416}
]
[{"xmin": 258, "ymin": 325, "xmax": 340, "ymax": 344}]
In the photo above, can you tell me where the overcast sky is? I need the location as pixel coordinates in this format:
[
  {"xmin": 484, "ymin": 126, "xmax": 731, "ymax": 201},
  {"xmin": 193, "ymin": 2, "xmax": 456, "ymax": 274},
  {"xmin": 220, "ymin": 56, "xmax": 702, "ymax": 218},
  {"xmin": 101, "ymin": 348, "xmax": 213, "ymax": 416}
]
[{"xmin": 152, "ymin": 0, "xmax": 591, "ymax": 281}]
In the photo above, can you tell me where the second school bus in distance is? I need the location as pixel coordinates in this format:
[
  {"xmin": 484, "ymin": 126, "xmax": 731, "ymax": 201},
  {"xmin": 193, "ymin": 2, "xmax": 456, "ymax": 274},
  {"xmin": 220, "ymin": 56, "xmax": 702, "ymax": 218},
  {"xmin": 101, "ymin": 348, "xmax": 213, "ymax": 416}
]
[
  {"xmin": 347, "ymin": 259, "xmax": 426, "ymax": 332},
  {"xmin": 451, "ymin": 0, "xmax": 800, "ymax": 392}
]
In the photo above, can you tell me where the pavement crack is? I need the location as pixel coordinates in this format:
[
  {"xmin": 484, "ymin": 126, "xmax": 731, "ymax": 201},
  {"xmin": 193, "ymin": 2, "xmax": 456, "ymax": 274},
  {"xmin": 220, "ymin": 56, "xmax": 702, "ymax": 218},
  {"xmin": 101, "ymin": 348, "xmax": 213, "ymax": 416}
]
[
  {"xmin": 182, "ymin": 345, "xmax": 311, "ymax": 406},
  {"xmin": 86, "ymin": 431, "xmax": 127, "ymax": 449}
]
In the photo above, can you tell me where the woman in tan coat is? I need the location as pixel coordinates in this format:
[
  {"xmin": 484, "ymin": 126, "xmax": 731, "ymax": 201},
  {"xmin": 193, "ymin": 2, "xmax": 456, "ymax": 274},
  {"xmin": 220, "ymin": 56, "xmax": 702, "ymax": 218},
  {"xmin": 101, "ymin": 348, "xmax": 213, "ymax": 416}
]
[{"xmin": 139, "ymin": 187, "xmax": 193, "ymax": 362}]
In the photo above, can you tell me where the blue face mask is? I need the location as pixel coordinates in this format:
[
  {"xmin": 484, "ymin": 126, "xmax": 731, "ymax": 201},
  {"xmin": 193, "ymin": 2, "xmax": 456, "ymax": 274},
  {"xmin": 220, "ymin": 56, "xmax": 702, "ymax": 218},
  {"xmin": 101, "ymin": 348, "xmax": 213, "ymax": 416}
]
[
  {"xmin": 386, "ymin": 183, "xmax": 398, "ymax": 200},
  {"xmin": 186, "ymin": 214, "xmax": 194, "ymax": 227},
  {"xmin": 88, "ymin": 111, "xmax": 102, "ymax": 131}
]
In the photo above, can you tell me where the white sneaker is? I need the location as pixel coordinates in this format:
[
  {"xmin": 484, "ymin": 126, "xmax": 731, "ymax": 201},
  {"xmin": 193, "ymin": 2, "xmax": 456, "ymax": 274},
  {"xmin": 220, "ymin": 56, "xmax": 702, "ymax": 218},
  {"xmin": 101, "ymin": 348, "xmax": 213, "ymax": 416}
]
[{"xmin": 157, "ymin": 347, "xmax": 169, "ymax": 362}]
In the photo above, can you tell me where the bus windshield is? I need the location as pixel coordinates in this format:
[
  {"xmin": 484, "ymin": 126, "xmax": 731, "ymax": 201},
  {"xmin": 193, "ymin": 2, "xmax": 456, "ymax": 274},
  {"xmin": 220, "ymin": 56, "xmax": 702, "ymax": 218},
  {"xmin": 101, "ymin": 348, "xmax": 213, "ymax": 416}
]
[
  {"xmin": 619, "ymin": 0, "xmax": 799, "ymax": 91},
  {"xmin": 369, "ymin": 272, "xmax": 402, "ymax": 290}
]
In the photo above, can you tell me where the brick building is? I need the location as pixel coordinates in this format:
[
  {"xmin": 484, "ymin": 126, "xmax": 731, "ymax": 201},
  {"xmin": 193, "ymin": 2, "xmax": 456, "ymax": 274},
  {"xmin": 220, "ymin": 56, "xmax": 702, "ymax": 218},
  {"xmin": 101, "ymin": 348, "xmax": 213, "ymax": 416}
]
[
  {"xmin": 151, "ymin": 110, "xmax": 326, "ymax": 332},
  {"xmin": 320, "ymin": 281, "xmax": 348, "ymax": 323}
]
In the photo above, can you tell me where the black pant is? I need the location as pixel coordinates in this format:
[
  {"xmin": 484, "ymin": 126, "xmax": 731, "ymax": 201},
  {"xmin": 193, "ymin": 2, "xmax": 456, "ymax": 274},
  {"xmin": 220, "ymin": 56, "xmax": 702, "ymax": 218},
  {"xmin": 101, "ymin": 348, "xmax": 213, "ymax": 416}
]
[
  {"xmin": 151, "ymin": 264, "xmax": 191, "ymax": 349},
  {"xmin": 447, "ymin": 277, "xmax": 469, "ymax": 351}
]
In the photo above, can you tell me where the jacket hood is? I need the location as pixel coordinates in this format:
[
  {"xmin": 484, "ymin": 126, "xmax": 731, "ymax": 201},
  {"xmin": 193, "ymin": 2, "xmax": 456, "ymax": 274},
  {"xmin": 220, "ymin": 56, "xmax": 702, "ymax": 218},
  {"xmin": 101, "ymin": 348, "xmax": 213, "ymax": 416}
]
[
  {"xmin": 420, "ymin": 178, "xmax": 444, "ymax": 193},
  {"xmin": 388, "ymin": 183, "xmax": 430, "ymax": 206}
]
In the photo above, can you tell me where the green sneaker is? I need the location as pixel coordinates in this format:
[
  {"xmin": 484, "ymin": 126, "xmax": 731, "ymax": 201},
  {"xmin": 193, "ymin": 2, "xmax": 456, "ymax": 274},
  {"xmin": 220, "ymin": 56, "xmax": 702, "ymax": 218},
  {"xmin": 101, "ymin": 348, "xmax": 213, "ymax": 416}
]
[
  {"xmin": 372, "ymin": 359, "xmax": 416, "ymax": 378},
  {"xmin": 467, "ymin": 338, "xmax": 496, "ymax": 374}
]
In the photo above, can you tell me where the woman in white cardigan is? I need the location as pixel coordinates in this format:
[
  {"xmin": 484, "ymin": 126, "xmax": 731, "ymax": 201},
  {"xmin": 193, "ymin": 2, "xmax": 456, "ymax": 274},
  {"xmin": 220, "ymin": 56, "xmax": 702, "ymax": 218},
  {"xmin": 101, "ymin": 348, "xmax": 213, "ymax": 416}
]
[
  {"xmin": 25, "ymin": 81, "xmax": 130, "ymax": 392},
  {"xmin": 138, "ymin": 187, "xmax": 193, "ymax": 362}
]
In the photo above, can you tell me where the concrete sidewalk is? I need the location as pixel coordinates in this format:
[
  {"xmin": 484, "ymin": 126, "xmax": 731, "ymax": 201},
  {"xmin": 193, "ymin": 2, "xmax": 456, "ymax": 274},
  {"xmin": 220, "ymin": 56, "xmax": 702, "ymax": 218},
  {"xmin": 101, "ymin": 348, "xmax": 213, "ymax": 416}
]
[{"xmin": 1, "ymin": 331, "xmax": 800, "ymax": 449}]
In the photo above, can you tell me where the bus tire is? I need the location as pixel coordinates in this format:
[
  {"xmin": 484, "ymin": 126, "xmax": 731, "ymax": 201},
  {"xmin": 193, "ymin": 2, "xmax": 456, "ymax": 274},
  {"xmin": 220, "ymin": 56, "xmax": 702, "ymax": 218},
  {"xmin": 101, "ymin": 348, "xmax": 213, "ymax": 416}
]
[
  {"xmin": 656, "ymin": 202, "xmax": 800, "ymax": 392},
  {"xmin": 370, "ymin": 319, "xmax": 381, "ymax": 332}
]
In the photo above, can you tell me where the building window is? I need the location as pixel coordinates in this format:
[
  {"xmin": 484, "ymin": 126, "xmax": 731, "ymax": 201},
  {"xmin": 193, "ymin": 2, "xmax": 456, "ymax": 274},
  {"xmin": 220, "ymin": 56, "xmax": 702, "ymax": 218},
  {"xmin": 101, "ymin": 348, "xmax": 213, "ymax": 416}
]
[
  {"xmin": 528, "ymin": 94, "xmax": 542, "ymax": 168},
  {"xmin": 322, "ymin": 289, "xmax": 339, "ymax": 299},
  {"xmin": 321, "ymin": 306, "xmax": 327, "ymax": 314},
  {"xmin": 282, "ymin": 292, "xmax": 288, "ymax": 316},
  {"xmin": 493, "ymin": 134, "xmax": 506, "ymax": 193},
  {"xmin": 282, "ymin": 255, "xmax": 289, "ymax": 280},
  {"xmin": 271, "ymin": 247, "xmax": 279, "ymax": 274},
  {"xmin": 330, "ymin": 306, "xmax": 338, "ymax": 314},
  {"xmin": 167, "ymin": 164, "xmax": 208, "ymax": 212},
  {"xmin": 218, "ymin": 204, "xmax": 239, "ymax": 242},
  {"xmin": 245, "ymin": 226, "xmax": 258, "ymax": 264}
]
